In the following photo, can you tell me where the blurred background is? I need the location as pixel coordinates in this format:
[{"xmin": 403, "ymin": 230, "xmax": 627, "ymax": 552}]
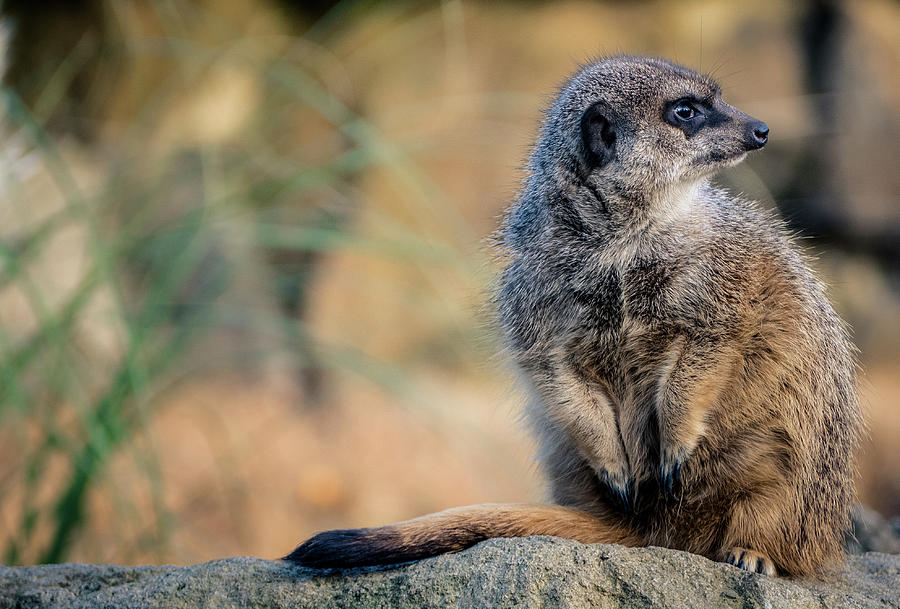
[{"xmin": 0, "ymin": 0, "xmax": 897, "ymax": 566}]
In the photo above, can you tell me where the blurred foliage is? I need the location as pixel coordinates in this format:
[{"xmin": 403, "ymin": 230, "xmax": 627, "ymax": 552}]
[
  {"xmin": 0, "ymin": 0, "xmax": 491, "ymax": 565},
  {"xmin": 0, "ymin": 0, "xmax": 898, "ymax": 566}
]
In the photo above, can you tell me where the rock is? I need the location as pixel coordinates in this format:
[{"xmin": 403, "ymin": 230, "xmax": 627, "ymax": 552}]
[{"xmin": 2, "ymin": 538, "xmax": 899, "ymax": 609}]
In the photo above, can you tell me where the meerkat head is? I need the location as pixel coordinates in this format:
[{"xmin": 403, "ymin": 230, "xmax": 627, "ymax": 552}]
[{"xmin": 533, "ymin": 56, "xmax": 768, "ymax": 227}]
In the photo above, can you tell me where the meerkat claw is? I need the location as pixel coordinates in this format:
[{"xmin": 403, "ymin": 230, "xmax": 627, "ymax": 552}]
[{"xmin": 723, "ymin": 547, "xmax": 777, "ymax": 576}]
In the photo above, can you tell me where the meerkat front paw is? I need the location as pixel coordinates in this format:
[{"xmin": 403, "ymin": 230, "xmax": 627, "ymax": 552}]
[
  {"xmin": 593, "ymin": 465, "xmax": 635, "ymax": 512},
  {"xmin": 723, "ymin": 547, "xmax": 777, "ymax": 576},
  {"xmin": 658, "ymin": 445, "xmax": 690, "ymax": 499}
]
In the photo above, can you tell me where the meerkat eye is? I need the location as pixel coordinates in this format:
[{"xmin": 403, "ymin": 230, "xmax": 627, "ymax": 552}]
[
  {"xmin": 665, "ymin": 99, "xmax": 707, "ymax": 134},
  {"xmin": 674, "ymin": 102, "xmax": 696, "ymax": 120}
]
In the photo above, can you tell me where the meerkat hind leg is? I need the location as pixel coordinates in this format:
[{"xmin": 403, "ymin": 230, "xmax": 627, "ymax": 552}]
[{"xmin": 723, "ymin": 547, "xmax": 777, "ymax": 576}]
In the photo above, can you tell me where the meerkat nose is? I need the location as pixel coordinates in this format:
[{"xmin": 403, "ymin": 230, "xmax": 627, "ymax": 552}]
[{"xmin": 748, "ymin": 121, "xmax": 769, "ymax": 149}]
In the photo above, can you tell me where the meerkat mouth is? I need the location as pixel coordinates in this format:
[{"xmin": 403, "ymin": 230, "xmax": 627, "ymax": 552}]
[
  {"xmin": 695, "ymin": 150, "xmax": 747, "ymax": 169},
  {"xmin": 722, "ymin": 152, "xmax": 748, "ymax": 167}
]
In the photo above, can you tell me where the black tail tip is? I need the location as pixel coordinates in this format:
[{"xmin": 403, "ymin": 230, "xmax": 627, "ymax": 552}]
[{"xmin": 283, "ymin": 528, "xmax": 390, "ymax": 569}]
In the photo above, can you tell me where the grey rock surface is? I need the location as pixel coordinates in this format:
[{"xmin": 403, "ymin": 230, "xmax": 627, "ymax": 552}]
[{"xmin": 2, "ymin": 537, "xmax": 899, "ymax": 609}]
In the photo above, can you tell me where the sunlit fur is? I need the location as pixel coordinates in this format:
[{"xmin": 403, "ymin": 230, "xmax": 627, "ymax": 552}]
[{"xmin": 286, "ymin": 56, "xmax": 862, "ymax": 579}]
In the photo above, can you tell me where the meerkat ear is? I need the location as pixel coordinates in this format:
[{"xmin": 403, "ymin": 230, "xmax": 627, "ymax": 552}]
[{"xmin": 580, "ymin": 102, "xmax": 616, "ymax": 169}]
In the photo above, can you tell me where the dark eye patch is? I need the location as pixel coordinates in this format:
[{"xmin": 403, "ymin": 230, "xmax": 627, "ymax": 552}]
[
  {"xmin": 664, "ymin": 96, "xmax": 727, "ymax": 137},
  {"xmin": 664, "ymin": 98, "xmax": 705, "ymax": 136}
]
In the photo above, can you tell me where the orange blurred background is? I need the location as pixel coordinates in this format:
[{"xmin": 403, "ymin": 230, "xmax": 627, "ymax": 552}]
[{"xmin": 0, "ymin": 0, "xmax": 897, "ymax": 565}]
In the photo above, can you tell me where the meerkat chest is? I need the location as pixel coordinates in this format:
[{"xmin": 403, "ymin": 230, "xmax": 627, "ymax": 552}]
[
  {"xmin": 561, "ymin": 246, "xmax": 706, "ymax": 397},
  {"xmin": 567, "ymin": 248, "xmax": 688, "ymax": 336}
]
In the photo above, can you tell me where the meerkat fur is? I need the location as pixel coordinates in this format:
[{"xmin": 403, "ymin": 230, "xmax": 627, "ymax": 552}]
[{"xmin": 285, "ymin": 56, "xmax": 862, "ymax": 578}]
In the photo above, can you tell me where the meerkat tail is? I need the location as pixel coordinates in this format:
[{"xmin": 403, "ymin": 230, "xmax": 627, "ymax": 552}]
[{"xmin": 283, "ymin": 503, "xmax": 640, "ymax": 569}]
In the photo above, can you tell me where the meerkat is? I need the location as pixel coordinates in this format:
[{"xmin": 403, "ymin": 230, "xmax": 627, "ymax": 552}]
[{"xmin": 284, "ymin": 56, "xmax": 862, "ymax": 577}]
